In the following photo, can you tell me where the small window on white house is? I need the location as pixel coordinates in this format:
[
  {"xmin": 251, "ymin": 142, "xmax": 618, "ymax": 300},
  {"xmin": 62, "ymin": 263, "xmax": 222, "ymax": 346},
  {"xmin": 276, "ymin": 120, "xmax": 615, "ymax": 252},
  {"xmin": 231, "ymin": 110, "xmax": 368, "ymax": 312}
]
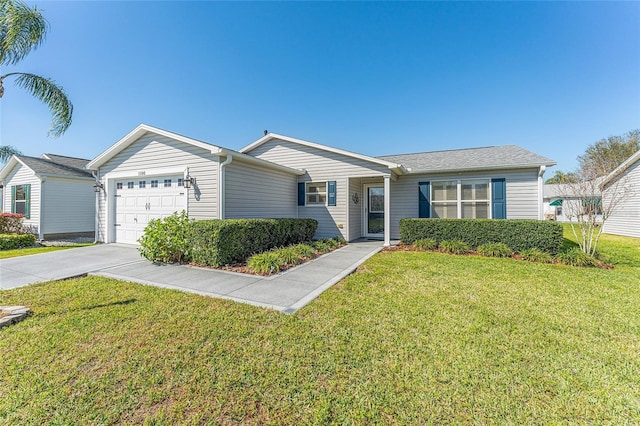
[
  {"xmin": 127, "ymin": 181, "xmax": 134, "ymax": 189},
  {"xmin": 151, "ymin": 180, "xmax": 158, "ymax": 188},
  {"xmin": 139, "ymin": 181, "xmax": 146, "ymax": 189},
  {"xmin": 306, "ymin": 182, "xmax": 327, "ymax": 205},
  {"xmin": 164, "ymin": 179, "xmax": 172, "ymax": 188},
  {"xmin": 13, "ymin": 185, "xmax": 27, "ymax": 216},
  {"xmin": 116, "ymin": 182, "xmax": 123, "ymax": 190},
  {"xmin": 177, "ymin": 178, "xmax": 184, "ymax": 187}
]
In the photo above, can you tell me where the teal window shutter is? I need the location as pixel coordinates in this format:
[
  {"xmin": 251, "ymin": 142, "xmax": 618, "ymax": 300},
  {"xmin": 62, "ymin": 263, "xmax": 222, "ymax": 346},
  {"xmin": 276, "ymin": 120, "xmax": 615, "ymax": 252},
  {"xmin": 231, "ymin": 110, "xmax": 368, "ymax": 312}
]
[
  {"xmin": 24, "ymin": 184, "xmax": 31, "ymax": 219},
  {"xmin": 328, "ymin": 181, "xmax": 336, "ymax": 206},
  {"xmin": 491, "ymin": 178, "xmax": 506, "ymax": 219},
  {"xmin": 298, "ymin": 182, "xmax": 305, "ymax": 206},
  {"xmin": 418, "ymin": 181, "xmax": 430, "ymax": 218},
  {"xmin": 11, "ymin": 186, "xmax": 16, "ymax": 214}
]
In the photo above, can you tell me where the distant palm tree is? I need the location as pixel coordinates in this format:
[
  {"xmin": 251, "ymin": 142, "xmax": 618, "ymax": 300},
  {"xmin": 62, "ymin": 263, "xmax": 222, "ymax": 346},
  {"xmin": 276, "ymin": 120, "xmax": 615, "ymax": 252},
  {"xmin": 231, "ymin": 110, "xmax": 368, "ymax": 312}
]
[
  {"xmin": 0, "ymin": 145, "xmax": 21, "ymax": 164},
  {"xmin": 0, "ymin": 0, "xmax": 73, "ymax": 138}
]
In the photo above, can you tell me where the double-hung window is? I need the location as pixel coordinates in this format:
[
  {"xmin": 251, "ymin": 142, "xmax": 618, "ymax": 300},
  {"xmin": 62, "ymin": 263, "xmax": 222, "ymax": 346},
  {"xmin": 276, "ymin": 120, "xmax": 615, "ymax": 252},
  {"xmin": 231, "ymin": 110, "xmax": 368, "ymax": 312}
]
[
  {"xmin": 431, "ymin": 179, "xmax": 490, "ymax": 219},
  {"xmin": 11, "ymin": 184, "xmax": 30, "ymax": 218},
  {"xmin": 306, "ymin": 182, "xmax": 327, "ymax": 205}
]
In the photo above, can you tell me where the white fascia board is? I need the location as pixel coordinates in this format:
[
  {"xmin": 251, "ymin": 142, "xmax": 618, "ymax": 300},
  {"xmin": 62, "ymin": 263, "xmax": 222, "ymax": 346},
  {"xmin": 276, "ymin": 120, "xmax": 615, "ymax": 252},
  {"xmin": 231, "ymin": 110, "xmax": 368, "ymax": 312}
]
[
  {"xmin": 601, "ymin": 150, "xmax": 640, "ymax": 188},
  {"xmin": 36, "ymin": 174, "xmax": 95, "ymax": 181},
  {"xmin": 405, "ymin": 162, "xmax": 557, "ymax": 175},
  {"xmin": 0, "ymin": 156, "xmax": 33, "ymax": 181},
  {"xmin": 240, "ymin": 133, "xmax": 404, "ymax": 171},
  {"xmin": 218, "ymin": 148, "xmax": 305, "ymax": 175},
  {"xmin": 86, "ymin": 124, "xmax": 222, "ymax": 170}
]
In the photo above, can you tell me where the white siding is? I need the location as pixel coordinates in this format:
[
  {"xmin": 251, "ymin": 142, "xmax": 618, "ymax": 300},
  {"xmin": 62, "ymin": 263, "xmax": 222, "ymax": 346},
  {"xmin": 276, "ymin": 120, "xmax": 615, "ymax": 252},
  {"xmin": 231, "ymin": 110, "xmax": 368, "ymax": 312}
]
[
  {"xmin": 41, "ymin": 177, "xmax": 95, "ymax": 236},
  {"xmin": 224, "ymin": 159, "xmax": 297, "ymax": 219},
  {"xmin": 96, "ymin": 132, "xmax": 220, "ymax": 242},
  {"xmin": 389, "ymin": 169, "xmax": 541, "ymax": 239},
  {"xmin": 348, "ymin": 177, "xmax": 362, "ymax": 241},
  {"xmin": 603, "ymin": 160, "xmax": 640, "ymax": 238},
  {"xmin": 2, "ymin": 163, "xmax": 41, "ymax": 235},
  {"xmin": 246, "ymin": 139, "xmax": 391, "ymax": 239}
]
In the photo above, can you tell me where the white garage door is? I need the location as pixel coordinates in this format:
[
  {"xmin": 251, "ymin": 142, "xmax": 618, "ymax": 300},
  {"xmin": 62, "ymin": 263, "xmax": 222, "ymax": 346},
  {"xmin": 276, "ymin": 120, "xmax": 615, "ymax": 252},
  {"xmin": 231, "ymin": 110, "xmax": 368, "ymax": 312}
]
[{"xmin": 114, "ymin": 175, "xmax": 187, "ymax": 244}]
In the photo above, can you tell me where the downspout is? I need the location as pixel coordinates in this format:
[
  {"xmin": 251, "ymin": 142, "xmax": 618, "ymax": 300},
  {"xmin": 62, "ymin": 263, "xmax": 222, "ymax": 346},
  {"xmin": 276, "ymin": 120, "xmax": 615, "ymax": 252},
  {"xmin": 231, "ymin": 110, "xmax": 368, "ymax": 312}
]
[
  {"xmin": 219, "ymin": 155, "xmax": 233, "ymax": 219},
  {"xmin": 538, "ymin": 165, "xmax": 546, "ymax": 220},
  {"xmin": 39, "ymin": 177, "xmax": 45, "ymax": 240},
  {"xmin": 92, "ymin": 171, "xmax": 99, "ymax": 243}
]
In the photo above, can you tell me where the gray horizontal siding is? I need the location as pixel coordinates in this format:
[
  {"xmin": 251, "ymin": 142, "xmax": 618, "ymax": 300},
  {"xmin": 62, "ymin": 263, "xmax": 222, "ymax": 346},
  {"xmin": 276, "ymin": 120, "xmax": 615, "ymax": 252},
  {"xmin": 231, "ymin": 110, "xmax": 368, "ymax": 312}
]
[
  {"xmin": 247, "ymin": 139, "xmax": 391, "ymax": 239},
  {"xmin": 224, "ymin": 160, "xmax": 297, "ymax": 219},
  {"xmin": 603, "ymin": 161, "xmax": 640, "ymax": 238},
  {"xmin": 96, "ymin": 132, "xmax": 219, "ymax": 242},
  {"xmin": 348, "ymin": 177, "xmax": 362, "ymax": 241},
  {"xmin": 2, "ymin": 163, "xmax": 41, "ymax": 234},
  {"xmin": 389, "ymin": 169, "xmax": 541, "ymax": 239},
  {"xmin": 42, "ymin": 177, "xmax": 95, "ymax": 234}
]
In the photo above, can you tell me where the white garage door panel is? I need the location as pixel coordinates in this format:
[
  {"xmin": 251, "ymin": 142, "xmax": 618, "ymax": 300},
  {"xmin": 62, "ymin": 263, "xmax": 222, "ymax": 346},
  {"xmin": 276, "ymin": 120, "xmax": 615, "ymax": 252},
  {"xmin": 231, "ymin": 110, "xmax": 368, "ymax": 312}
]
[{"xmin": 114, "ymin": 175, "xmax": 186, "ymax": 244}]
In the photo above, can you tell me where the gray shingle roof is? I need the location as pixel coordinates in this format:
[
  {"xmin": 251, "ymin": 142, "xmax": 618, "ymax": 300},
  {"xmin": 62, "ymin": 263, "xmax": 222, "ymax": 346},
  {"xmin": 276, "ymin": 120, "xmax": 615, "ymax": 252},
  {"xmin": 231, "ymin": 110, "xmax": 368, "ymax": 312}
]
[
  {"xmin": 378, "ymin": 145, "xmax": 556, "ymax": 173},
  {"xmin": 17, "ymin": 155, "xmax": 92, "ymax": 179}
]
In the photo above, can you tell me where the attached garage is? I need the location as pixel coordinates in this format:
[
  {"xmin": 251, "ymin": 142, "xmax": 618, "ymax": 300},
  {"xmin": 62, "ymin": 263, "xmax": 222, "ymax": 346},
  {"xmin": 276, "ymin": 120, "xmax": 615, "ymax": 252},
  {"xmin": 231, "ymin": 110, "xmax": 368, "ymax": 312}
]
[{"xmin": 113, "ymin": 175, "xmax": 187, "ymax": 244}]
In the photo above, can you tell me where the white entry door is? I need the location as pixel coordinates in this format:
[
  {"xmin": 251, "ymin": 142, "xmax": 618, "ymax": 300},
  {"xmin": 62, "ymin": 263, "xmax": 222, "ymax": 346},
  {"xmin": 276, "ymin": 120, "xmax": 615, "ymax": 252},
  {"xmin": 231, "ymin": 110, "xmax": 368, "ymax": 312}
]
[
  {"xmin": 114, "ymin": 175, "xmax": 186, "ymax": 244},
  {"xmin": 365, "ymin": 185, "xmax": 384, "ymax": 237}
]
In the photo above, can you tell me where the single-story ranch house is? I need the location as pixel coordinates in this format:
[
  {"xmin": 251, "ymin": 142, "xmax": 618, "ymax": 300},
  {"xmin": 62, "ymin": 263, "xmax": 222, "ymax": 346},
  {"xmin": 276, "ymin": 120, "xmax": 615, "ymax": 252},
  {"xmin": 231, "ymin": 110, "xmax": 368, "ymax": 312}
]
[
  {"xmin": 0, "ymin": 154, "xmax": 95, "ymax": 240},
  {"xmin": 601, "ymin": 149, "xmax": 640, "ymax": 238},
  {"xmin": 86, "ymin": 124, "xmax": 556, "ymax": 246}
]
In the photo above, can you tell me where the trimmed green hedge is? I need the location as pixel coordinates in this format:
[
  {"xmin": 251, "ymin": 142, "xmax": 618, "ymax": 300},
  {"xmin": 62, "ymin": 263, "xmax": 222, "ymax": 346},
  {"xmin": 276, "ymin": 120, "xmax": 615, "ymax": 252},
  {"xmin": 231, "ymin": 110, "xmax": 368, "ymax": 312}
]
[
  {"xmin": 400, "ymin": 219, "xmax": 563, "ymax": 254},
  {"xmin": 0, "ymin": 233, "xmax": 36, "ymax": 250},
  {"xmin": 190, "ymin": 218, "xmax": 318, "ymax": 266}
]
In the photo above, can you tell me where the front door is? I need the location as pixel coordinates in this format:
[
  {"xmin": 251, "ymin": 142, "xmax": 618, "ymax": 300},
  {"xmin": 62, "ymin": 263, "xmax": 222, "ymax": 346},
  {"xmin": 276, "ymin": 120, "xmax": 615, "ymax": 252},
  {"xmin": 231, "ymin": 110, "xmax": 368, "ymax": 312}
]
[{"xmin": 366, "ymin": 185, "xmax": 384, "ymax": 237}]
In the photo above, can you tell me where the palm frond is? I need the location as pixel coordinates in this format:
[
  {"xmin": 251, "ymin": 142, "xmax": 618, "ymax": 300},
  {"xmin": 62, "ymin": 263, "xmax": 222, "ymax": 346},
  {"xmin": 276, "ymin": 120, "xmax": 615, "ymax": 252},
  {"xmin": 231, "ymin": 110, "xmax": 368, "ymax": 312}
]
[
  {"xmin": 0, "ymin": 0, "xmax": 48, "ymax": 66},
  {"xmin": 3, "ymin": 72, "xmax": 73, "ymax": 137},
  {"xmin": 0, "ymin": 145, "xmax": 21, "ymax": 163}
]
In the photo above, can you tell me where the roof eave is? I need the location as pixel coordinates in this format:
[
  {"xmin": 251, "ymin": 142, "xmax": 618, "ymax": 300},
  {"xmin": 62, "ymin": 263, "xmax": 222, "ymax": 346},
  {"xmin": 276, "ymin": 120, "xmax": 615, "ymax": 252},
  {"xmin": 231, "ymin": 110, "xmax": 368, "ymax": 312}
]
[
  {"xmin": 601, "ymin": 150, "xmax": 640, "ymax": 188},
  {"xmin": 405, "ymin": 162, "xmax": 556, "ymax": 175}
]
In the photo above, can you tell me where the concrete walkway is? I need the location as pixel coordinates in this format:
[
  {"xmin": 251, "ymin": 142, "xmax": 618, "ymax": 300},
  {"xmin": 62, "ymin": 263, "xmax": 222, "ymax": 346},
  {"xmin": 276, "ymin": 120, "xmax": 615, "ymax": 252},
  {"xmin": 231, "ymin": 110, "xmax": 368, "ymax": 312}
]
[
  {"xmin": 1, "ymin": 241, "xmax": 384, "ymax": 313},
  {"xmin": 93, "ymin": 240, "xmax": 383, "ymax": 313}
]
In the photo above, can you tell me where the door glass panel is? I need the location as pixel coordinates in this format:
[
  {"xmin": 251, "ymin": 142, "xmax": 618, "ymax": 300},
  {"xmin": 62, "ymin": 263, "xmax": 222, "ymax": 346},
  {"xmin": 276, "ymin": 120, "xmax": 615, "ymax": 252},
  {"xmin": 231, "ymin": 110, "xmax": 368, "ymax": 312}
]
[{"xmin": 368, "ymin": 187, "xmax": 384, "ymax": 234}]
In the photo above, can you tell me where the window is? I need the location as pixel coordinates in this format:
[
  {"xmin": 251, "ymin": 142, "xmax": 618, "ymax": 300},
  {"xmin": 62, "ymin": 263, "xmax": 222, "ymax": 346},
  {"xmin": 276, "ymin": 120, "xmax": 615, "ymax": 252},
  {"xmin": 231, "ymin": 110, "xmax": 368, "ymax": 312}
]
[
  {"xmin": 151, "ymin": 180, "xmax": 158, "ymax": 188},
  {"xmin": 116, "ymin": 182, "xmax": 123, "ymax": 190},
  {"xmin": 164, "ymin": 179, "xmax": 172, "ymax": 188},
  {"xmin": 12, "ymin": 184, "xmax": 30, "ymax": 218},
  {"xmin": 431, "ymin": 179, "xmax": 490, "ymax": 219},
  {"xmin": 139, "ymin": 180, "xmax": 146, "ymax": 189},
  {"xmin": 127, "ymin": 181, "xmax": 134, "ymax": 189},
  {"xmin": 177, "ymin": 178, "xmax": 184, "ymax": 187},
  {"xmin": 306, "ymin": 182, "xmax": 327, "ymax": 205}
]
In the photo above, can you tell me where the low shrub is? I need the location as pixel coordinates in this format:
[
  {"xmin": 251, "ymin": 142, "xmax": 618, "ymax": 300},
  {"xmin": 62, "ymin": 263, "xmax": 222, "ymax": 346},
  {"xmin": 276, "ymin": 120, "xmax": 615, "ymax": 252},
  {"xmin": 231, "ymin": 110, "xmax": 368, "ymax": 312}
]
[
  {"xmin": 556, "ymin": 248, "xmax": 599, "ymax": 267},
  {"xmin": 138, "ymin": 211, "xmax": 192, "ymax": 263},
  {"xmin": 190, "ymin": 218, "xmax": 317, "ymax": 267},
  {"xmin": 247, "ymin": 251, "xmax": 283, "ymax": 274},
  {"xmin": 0, "ymin": 233, "xmax": 36, "ymax": 250},
  {"xmin": 414, "ymin": 238, "xmax": 438, "ymax": 251},
  {"xmin": 290, "ymin": 243, "xmax": 316, "ymax": 259},
  {"xmin": 439, "ymin": 240, "xmax": 470, "ymax": 255},
  {"xmin": 400, "ymin": 218, "xmax": 564, "ymax": 254},
  {"xmin": 519, "ymin": 248, "xmax": 553, "ymax": 263},
  {"xmin": 477, "ymin": 243, "xmax": 512, "ymax": 258},
  {"xmin": 0, "ymin": 213, "xmax": 24, "ymax": 234}
]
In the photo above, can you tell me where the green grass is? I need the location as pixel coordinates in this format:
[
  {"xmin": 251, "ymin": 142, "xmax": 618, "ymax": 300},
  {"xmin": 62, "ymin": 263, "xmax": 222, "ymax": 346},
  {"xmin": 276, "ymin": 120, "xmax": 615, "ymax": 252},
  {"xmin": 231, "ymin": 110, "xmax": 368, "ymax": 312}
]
[
  {"xmin": 0, "ymin": 243, "xmax": 94, "ymax": 259},
  {"xmin": 1, "ymin": 234, "xmax": 639, "ymax": 424}
]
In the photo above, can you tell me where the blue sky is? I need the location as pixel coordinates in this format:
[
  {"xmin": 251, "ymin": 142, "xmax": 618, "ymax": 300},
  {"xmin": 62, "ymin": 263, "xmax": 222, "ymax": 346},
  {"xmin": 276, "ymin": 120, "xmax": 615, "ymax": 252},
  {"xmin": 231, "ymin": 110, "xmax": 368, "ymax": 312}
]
[{"xmin": 1, "ymin": 1, "xmax": 638, "ymax": 173}]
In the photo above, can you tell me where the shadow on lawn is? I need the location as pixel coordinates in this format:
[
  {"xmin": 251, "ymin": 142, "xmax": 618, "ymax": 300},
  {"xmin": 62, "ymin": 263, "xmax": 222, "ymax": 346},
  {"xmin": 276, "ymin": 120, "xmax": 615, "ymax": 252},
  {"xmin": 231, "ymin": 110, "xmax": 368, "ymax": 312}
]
[{"xmin": 38, "ymin": 299, "xmax": 138, "ymax": 318}]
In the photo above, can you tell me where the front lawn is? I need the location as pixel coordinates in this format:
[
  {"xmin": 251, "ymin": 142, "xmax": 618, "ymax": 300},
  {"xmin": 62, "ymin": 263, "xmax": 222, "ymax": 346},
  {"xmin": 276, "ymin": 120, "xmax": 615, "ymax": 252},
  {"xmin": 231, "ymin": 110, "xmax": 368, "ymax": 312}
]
[
  {"xmin": 1, "ymin": 233, "xmax": 639, "ymax": 423},
  {"xmin": 0, "ymin": 243, "xmax": 94, "ymax": 259}
]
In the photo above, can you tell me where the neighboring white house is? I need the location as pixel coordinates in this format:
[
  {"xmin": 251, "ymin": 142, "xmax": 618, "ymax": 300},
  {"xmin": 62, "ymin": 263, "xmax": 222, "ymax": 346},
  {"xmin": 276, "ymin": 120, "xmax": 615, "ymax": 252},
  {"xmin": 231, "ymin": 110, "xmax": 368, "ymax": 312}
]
[
  {"xmin": 543, "ymin": 183, "xmax": 603, "ymax": 223},
  {"xmin": 0, "ymin": 154, "xmax": 95, "ymax": 240},
  {"xmin": 601, "ymin": 150, "xmax": 640, "ymax": 238},
  {"xmin": 87, "ymin": 124, "xmax": 556, "ymax": 246}
]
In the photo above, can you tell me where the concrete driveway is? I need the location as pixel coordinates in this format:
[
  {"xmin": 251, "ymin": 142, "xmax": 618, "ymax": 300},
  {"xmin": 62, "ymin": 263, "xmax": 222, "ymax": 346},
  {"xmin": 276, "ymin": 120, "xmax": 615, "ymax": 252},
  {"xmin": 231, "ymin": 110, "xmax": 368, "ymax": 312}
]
[{"xmin": 0, "ymin": 244, "xmax": 141, "ymax": 290}]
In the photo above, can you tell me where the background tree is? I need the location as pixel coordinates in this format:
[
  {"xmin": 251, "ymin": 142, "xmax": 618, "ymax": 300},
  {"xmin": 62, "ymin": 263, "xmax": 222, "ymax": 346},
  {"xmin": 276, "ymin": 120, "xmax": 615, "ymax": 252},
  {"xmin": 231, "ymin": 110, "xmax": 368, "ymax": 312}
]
[
  {"xmin": 0, "ymin": 145, "xmax": 21, "ymax": 164},
  {"xmin": 0, "ymin": 0, "xmax": 73, "ymax": 140},
  {"xmin": 545, "ymin": 169, "xmax": 578, "ymax": 184},
  {"xmin": 559, "ymin": 130, "xmax": 638, "ymax": 256},
  {"xmin": 577, "ymin": 129, "xmax": 639, "ymax": 177}
]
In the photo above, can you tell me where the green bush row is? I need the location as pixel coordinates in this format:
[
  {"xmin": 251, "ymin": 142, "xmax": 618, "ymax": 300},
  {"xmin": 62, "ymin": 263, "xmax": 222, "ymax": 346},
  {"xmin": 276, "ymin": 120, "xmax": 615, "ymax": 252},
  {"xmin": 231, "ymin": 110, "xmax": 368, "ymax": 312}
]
[
  {"xmin": 400, "ymin": 218, "xmax": 564, "ymax": 254},
  {"xmin": 0, "ymin": 213, "xmax": 25, "ymax": 234},
  {"xmin": 0, "ymin": 233, "xmax": 36, "ymax": 250},
  {"xmin": 138, "ymin": 212, "xmax": 319, "ymax": 266}
]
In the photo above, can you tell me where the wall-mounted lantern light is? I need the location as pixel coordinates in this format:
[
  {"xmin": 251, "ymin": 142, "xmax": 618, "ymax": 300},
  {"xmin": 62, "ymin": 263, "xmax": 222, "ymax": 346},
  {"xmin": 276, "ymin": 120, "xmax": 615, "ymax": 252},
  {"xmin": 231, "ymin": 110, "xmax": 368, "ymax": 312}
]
[
  {"xmin": 184, "ymin": 174, "xmax": 196, "ymax": 189},
  {"xmin": 93, "ymin": 182, "xmax": 104, "ymax": 193}
]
